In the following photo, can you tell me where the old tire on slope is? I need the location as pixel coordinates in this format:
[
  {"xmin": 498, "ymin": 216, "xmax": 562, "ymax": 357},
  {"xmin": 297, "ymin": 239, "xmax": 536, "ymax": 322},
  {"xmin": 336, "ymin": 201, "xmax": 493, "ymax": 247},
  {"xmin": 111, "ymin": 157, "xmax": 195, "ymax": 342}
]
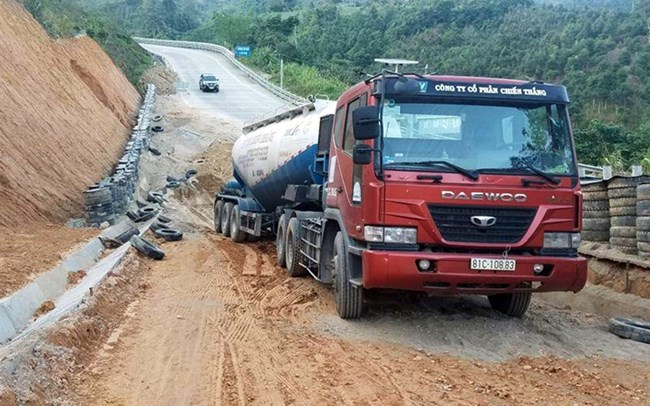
[
  {"xmin": 488, "ymin": 291, "xmax": 532, "ymax": 318},
  {"xmin": 130, "ymin": 235, "xmax": 165, "ymax": 260},
  {"xmin": 610, "ymin": 237, "xmax": 637, "ymax": 248},
  {"xmin": 637, "ymin": 217, "xmax": 650, "ymax": 230},
  {"xmin": 610, "ymin": 206, "xmax": 636, "ymax": 217},
  {"xmin": 230, "ymin": 205, "xmax": 246, "ymax": 243},
  {"xmin": 115, "ymin": 228, "xmax": 139, "ymax": 243},
  {"xmin": 582, "ymin": 218, "xmax": 610, "ymax": 231},
  {"xmin": 637, "ymin": 201, "xmax": 650, "ymax": 216},
  {"xmin": 608, "ymin": 187, "xmax": 637, "ymax": 199},
  {"xmin": 608, "ymin": 317, "xmax": 650, "ymax": 344},
  {"xmin": 582, "ymin": 209, "xmax": 610, "ymax": 219},
  {"xmin": 610, "ymin": 227, "xmax": 636, "ymax": 238},
  {"xmin": 333, "ymin": 231, "xmax": 363, "ymax": 319},
  {"xmin": 221, "ymin": 202, "xmax": 233, "ymax": 238},
  {"xmin": 158, "ymin": 214, "xmax": 172, "ymax": 224},
  {"xmin": 276, "ymin": 214, "xmax": 289, "ymax": 268},
  {"xmin": 154, "ymin": 227, "xmax": 183, "ymax": 242},
  {"xmin": 584, "ymin": 191, "xmax": 608, "ymax": 201},
  {"xmin": 285, "ymin": 218, "xmax": 307, "ymax": 277},
  {"xmin": 612, "ymin": 216, "xmax": 636, "ymax": 227},
  {"xmin": 583, "ymin": 200, "xmax": 608, "ymax": 211},
  {"xmin": 214, "ymin": 200, "xmax": 224, "ymax": 234},
  {"xmin": 637, "ymin": 183, "xmax": 650, "ymax": 200},
  {"xmin": 582, "ymin": 230, "xmax": 610, "ymax": 242}
]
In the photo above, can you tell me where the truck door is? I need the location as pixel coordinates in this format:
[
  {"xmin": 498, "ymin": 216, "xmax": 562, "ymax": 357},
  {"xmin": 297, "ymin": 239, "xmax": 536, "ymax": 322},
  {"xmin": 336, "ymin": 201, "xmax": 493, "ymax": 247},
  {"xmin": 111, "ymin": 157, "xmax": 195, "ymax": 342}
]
[{"xmin": 329, "ymin": 94, "xmax": 367, "ymax": 239}]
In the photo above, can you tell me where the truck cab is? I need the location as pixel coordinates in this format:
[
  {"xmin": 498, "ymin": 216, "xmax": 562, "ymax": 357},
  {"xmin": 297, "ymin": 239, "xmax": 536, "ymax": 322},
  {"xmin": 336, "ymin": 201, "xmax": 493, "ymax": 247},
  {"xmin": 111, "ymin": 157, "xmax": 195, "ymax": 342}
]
[{"xmin": 321, "ymin": 74, "xmax": 586, "ymax": 317}]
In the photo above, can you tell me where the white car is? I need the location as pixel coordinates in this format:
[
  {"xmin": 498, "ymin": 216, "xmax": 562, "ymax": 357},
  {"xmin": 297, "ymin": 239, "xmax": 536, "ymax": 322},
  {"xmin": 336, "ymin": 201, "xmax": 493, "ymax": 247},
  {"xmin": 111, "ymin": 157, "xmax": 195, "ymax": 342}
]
[{"xmin": 199, "ymin": 73, "xmax": 219, "ymax": 92}]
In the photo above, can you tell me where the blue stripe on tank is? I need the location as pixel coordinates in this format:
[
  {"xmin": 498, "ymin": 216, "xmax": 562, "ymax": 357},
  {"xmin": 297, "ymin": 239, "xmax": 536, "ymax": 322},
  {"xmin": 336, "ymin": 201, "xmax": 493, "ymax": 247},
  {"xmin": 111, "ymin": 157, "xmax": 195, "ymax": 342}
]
[{"xmin": 239, "ymin": 144, "xmax": 323, "ymax": 212}]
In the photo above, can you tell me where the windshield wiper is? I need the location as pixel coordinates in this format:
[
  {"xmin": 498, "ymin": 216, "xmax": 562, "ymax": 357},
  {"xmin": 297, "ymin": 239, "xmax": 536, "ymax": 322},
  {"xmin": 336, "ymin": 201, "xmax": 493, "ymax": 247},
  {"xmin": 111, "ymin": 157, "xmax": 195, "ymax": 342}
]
[
  {"xmin": 385, "ymin": 161, "xmax": 479, "ymax": 181},
  {"xmin": 519, "ymin": 164, "xmax": 561, "ymax": 185},
  {"xmin": 476, "ymin": 164, "xmax": 561, "ymax": 186}
]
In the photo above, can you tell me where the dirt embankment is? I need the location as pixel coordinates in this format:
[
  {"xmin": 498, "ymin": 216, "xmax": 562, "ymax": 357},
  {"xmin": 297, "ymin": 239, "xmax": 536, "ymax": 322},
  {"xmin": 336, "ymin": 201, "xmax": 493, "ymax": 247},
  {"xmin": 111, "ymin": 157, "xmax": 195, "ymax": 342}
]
[{"xmin": 0, "ymin": 0, "xmax": 140, "ymax": 228}]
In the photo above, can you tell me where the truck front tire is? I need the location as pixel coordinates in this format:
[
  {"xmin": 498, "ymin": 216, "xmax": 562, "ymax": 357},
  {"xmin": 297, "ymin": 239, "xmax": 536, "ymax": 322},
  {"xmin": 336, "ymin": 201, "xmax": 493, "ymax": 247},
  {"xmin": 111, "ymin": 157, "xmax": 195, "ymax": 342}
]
[
  {"xmin": 285, "ymin": 218, "xmax": 307, "ymax": 277},
  {"xmin": 230, "ymin": 205, "xmax": 246, "ymax": 243},
  {"xmin": 222, "ymin": 202, "xmax": 233, "ymax": 237},
  {"xmin": 488, "ymin": 292, "xmax": 531, "ymax": 317},
  {"xmin": 214, "ymin": 200, "xmax": 224, "ymax": 233},
  {"xmin": 276, "ymin": 214, "xmax": 288, "ymax": 268},
  {"xmin": 333, "ymin": 231, "xmax": 363, "ymax": 319}
]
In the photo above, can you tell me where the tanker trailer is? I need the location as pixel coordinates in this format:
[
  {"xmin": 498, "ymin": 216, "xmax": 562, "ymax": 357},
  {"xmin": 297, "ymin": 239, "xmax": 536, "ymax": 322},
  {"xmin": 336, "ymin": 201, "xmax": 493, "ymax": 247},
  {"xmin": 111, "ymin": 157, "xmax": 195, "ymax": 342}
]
[{"xmin": 213, "ymin": 101, "xmax": 335, "ymax": 243}]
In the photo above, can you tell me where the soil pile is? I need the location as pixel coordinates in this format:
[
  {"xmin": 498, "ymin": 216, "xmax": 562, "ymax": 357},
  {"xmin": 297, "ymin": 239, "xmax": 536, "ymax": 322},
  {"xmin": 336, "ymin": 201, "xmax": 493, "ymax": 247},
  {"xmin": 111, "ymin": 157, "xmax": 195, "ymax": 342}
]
[
  {"xmin": 140, "ymin": 63, "xmax": 178, "ymax": 95},
  {"xmin": 0, "ymin": 0, "xmax": 140, "ymax": 227}
]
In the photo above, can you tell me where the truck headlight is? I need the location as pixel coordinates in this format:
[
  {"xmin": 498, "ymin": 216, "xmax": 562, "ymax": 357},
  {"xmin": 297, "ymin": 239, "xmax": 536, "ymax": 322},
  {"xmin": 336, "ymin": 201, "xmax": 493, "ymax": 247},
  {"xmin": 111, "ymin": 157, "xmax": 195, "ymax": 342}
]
[
  {"xmin": 364, "ymin": 226, "xmax": 417, "ymax": 244},
  {"xmin": 544, "ymin": 232, "xmax": 581, "ymax": 249}
]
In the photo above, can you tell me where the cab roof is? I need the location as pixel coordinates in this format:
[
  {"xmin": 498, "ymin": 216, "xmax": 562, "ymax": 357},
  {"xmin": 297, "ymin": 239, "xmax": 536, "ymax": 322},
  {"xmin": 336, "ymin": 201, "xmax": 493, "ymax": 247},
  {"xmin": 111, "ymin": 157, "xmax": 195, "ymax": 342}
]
[{"xmin": 340, "ymin": 74, "xmax": 569, "ymax": 105}]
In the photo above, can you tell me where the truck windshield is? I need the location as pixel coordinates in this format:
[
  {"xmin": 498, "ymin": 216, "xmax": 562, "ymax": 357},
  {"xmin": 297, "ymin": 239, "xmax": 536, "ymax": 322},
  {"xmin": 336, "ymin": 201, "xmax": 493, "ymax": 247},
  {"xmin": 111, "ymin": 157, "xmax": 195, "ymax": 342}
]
[{"xmin": 381, "ymin": 101, "xmax": 576, "ymax": 175}]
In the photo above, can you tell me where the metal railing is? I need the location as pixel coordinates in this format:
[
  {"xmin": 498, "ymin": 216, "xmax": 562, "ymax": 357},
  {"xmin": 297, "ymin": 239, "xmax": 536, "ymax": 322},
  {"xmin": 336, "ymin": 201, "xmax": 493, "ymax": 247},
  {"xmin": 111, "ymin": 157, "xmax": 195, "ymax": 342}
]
[{"xmin": 133, "ymin": 37, "xmax": 314, "ymax": 129}]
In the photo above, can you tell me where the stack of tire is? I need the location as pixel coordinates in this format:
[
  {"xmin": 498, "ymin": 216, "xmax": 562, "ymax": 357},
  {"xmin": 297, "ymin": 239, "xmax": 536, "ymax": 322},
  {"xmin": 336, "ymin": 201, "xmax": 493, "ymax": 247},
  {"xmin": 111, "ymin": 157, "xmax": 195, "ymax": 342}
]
[
  {"xmin": 608, "ymin": 177, "xmax": 649, "ymax": 254},
  {"xmin": 82, "ymin": 84, "xmax": 157, "ymax": 227},
  {"xmin": 84, "ymin": 185, "xmax": 115, "ymax": 226},
  {"xmin": 636, "ymin": 183, "xmax": 650, "ymax": 259},
  {"xmin": 582, "ymin": 181, "xmax": 610, "ymax": 244}
]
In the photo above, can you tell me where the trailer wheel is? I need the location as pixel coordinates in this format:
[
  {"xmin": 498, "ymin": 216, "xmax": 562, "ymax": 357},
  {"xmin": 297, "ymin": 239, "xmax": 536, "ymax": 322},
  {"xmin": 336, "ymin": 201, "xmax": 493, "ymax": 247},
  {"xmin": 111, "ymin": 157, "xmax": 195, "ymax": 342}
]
[
  {"xmin": 333, "ymin": 231, "xmax": 363, "ymax": 319},
  {"xmin": 276, "ymin": 214, "xmax": 288, "ymax": 268},
  {"xmin": 222, "ymin": 202, "xmax": 233, "ymax": 237},
  {"xmin": 214, "ymin": 200, "xmax": 224, "ymax": 233},
  {"xmin": 285, "ymin": 218, "xmax": 307, "ymax": 277},
  {"xmin": 230, "ymin": 205, "xmax": 247, "ymax": 243},
  {"xmin": 488, "ymin": 292, "xmax": 531, "ymax": 318}
]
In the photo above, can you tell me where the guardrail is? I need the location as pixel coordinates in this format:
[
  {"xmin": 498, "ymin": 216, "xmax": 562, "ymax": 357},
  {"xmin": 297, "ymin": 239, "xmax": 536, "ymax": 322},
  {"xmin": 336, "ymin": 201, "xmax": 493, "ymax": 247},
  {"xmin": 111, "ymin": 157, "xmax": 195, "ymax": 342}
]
[
  {"xmin": 133, "ymin": 37, "xmax": 314, "ymax": 130},
  {"xmin": 578, "ymin": 163, "xmax": 604, "ymax": 180}
]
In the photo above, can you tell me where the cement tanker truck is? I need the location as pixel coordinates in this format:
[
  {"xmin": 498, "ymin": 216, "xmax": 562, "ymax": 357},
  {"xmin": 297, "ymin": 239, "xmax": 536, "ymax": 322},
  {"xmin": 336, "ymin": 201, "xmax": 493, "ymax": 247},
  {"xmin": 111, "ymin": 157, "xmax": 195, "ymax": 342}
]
[{"xmin": 214, "ymin": 73, "xmax": 587, "ymax": 319}]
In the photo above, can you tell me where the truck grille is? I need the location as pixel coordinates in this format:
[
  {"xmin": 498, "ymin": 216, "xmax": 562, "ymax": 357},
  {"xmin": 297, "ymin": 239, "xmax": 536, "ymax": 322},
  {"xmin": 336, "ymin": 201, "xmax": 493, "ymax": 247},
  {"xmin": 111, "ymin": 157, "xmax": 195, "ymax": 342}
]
[{"xmin": 428, "ymin": 205, "xmax": 537, "ymax": 244}]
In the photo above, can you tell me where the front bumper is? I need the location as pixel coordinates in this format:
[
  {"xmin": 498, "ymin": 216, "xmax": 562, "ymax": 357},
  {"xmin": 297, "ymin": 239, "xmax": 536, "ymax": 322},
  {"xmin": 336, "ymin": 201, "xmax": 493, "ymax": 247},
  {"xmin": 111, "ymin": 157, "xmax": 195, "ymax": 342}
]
[{"xmin": 361, "ymin": 250, "xmax": 587, "ymax": 294}]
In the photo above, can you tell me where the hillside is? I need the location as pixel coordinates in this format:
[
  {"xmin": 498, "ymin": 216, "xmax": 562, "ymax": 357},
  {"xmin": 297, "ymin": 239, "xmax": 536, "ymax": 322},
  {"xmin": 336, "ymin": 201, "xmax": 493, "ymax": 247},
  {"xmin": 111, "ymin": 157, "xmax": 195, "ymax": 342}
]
[
  {"xmin": 0, "ymin": 0, "xmax": 140, "ymax": 227},
  {"xmin": 187, "ymin": 0, "xmax": 650, "ymax": 167}
]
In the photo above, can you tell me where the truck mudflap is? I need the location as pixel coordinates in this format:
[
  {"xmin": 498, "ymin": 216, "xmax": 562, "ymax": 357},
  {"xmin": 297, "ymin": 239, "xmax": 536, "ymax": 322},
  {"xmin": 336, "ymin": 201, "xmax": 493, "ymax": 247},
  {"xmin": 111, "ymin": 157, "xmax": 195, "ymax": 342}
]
[{"xmin": 361, "ymin": 251, "xmax": 588, "ymax": 294}]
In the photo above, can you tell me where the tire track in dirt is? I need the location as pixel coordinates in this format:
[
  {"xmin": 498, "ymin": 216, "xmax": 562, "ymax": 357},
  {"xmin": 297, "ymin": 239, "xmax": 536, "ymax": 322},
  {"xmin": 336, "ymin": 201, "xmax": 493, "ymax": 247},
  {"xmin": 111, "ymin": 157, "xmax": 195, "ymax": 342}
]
[{"xmin": 75, "ymin": 231, "xmax": 650, "ymax": 406}]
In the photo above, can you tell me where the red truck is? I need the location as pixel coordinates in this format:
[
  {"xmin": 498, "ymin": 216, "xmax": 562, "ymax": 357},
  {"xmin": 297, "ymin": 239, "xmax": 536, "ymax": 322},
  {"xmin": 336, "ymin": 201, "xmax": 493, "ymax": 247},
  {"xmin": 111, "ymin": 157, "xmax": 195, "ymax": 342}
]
[{"xmin": 216, "ymin": 71, "xmax": 587, "ymax": 319}]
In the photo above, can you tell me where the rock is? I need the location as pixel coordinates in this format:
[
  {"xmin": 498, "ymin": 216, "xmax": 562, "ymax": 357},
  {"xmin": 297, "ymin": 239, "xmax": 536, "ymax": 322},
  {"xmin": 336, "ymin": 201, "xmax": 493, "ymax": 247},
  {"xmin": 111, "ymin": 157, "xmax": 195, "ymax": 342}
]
[{"xmin": 100, "ymin": 221, "xmax": 110, "ymax": 229}]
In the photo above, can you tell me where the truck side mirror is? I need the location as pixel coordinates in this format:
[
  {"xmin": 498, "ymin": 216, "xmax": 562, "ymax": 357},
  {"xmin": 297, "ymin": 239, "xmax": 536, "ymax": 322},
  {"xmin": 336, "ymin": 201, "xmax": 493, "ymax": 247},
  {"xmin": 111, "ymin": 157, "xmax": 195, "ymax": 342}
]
[
  {"xmin": 353, "ymin": 144, "xmax": 373, "ymax": 165},
  {"xmin": 353, "ymin": 106, "xmax": 380, "ymax": 140}
]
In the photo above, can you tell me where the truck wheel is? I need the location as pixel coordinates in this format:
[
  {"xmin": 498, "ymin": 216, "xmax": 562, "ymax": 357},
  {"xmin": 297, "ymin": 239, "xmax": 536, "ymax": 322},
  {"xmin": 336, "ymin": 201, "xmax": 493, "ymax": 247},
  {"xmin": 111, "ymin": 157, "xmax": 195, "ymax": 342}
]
[
  {"xmin": 276, "ymin": 214, "xmax": 288, "ymax": 268},
  {"xmin": 230, "ymin": 205, "xmax": 246, "ymax": 243},
  {"xmin": 222, "ymin": 202, "xmax": 233, "ymax": 237},
  {"xmin": 333, "ymin": 231, "xmax": 363, "ymax": 319},
  {"xmin": 214, "ymin": 200, "xmax": 224, "ymax": 233},
  {"xmin": 285, "ymin": 218, "xmax": 307, "ymax": 277},
  {"xmin": 488, "ymin": 292, "xmax": 531, "ymax": 318}
]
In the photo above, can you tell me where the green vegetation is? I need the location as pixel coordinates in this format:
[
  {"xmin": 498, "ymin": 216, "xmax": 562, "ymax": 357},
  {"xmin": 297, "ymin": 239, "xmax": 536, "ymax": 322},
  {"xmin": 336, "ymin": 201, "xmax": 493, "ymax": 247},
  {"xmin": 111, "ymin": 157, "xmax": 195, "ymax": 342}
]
[
  {"xmin": 21, "ymin": 0, "xmax": 152, "ymax": 88},
  {"xmin": 22, "ymin": 0, "xmax": 650, "ymax": 168},
  {"xmin": 184, "ymin": 0, "xmax": 650, "ymax": 168}
]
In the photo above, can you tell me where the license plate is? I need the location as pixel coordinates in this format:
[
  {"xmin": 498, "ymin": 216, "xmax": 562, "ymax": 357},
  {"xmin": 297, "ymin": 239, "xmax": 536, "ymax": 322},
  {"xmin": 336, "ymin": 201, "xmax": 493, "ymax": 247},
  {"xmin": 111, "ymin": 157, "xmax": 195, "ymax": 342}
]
[{"xmin": 470, "ymin": 258, "xmax": 516, "ymax": 271}]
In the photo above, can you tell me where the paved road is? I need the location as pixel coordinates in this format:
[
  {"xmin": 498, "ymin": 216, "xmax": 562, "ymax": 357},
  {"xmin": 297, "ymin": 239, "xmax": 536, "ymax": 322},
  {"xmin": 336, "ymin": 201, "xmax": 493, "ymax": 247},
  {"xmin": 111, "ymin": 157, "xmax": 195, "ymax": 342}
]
[{"xmin": 140, "ymin": 44, "xmax": 287, "ymax": 122}]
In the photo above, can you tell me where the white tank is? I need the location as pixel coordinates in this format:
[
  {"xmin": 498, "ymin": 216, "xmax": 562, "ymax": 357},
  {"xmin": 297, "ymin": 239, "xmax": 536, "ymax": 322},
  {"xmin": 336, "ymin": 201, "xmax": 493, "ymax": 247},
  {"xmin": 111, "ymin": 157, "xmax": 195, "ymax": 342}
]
[{"xmin": 232, "ymin": 101, "xmax": 335, "ymax": 211}]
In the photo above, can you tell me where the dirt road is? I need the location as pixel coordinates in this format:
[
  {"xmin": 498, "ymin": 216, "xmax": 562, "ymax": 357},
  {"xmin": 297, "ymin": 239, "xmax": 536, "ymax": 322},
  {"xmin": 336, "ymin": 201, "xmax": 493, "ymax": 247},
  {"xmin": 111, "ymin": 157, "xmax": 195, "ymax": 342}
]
[{"xmin": 73, "ymin": 230, "xmax": 648, "ymax": 405}]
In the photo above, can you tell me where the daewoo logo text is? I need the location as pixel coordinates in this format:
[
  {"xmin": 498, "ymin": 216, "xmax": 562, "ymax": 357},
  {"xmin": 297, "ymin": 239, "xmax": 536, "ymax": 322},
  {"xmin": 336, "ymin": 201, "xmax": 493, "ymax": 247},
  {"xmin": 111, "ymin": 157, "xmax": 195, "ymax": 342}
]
[{"xmin": 442, "ymin": 191, "xmax": 528, "ymax": 203}]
